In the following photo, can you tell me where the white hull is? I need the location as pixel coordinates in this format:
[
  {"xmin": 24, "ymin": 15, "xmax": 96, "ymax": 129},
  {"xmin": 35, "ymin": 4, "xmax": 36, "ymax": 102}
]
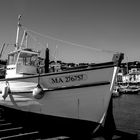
[
  {"xmin": 0, "ymin": 66, "xmax": 117, "ymax": 125},
  {"xmin": 0, "ymin": 65, "xmax": 114, "ymax": 91}
]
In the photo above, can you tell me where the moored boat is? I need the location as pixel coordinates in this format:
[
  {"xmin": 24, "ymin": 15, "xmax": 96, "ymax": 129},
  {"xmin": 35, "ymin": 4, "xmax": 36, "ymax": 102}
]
[
  {"xmin": 0, "ymin": 16, "xmax": 124, "ymax": 138},
  {"xmin": 121, "ymin": 85, "xmax": 140, "ymax": 94}
]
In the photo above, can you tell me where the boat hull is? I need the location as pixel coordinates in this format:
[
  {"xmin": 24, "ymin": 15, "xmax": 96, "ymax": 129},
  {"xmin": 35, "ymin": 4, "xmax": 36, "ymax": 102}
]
[
  {"xmin": 0, "ymin": 81, "xmax": 110, "ymax": 121},
  {"xmin": 0, "ymin": 65, "xmax": 118, "ymax": 136}
]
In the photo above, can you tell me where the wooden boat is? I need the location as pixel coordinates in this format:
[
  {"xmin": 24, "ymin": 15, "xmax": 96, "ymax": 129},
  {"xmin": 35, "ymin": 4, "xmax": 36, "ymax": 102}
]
[{"xmin": 0, "ymin": 16, "xmax": 124, "ymax": 138}]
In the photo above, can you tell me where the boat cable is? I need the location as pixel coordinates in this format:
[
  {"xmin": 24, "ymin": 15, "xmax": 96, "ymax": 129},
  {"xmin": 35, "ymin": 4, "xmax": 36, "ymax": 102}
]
[
  {"xmin": 22, "ymin": 30, "xmax": 56, "ymax": 60},
  {"xmin": 22, "ymin": 29, "xmax": 45, "ymax": 49},
  {"xmin": 21, "ymin": 25, "xmax": 120, "ymax": 54}
]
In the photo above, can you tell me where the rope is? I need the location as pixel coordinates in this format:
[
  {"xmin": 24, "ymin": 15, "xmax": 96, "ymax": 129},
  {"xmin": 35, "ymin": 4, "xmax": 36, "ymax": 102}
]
[
  {"xmin": 25, "ymin": 31, "xmax": 44, "ymax": 48},
  {"xmin": 21, "ymin": 25, "xmax": 118, "ymax": 54},
  {"xmin": 26, "ymin": 31, "xmax": 56, "ymax": 59}
]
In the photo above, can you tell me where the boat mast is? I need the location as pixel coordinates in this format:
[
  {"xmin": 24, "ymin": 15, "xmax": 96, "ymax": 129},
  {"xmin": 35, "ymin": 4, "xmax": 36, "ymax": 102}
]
[
  {"xmin": 15, "ymin": 15, "xmax": 21, "ymax": 50},
  {"xmin": 21, "ymin": 30, "xmax": 28, "ymax": 48}
]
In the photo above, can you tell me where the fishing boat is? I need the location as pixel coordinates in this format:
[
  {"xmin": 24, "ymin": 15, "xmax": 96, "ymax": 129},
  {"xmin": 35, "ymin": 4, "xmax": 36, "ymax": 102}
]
[{"xmin": 0, "ymin": 16, "xmax": 124, "ymax": 138}]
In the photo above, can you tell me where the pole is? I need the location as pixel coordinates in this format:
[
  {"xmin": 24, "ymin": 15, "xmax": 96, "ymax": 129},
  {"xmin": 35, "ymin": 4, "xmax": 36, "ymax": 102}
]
[
  {"xmin": 15, "ymin": 15, "xmax": 21, "ymax": 50},
  {"xmin": 0, "ymin": 43, "xmax": 5, "ymax": 58},
  {"xmin": 20, "ymin": 31, "xmax": 28, "ymax": 48},
  {"xmin": 45, "ymin": 48, "xmax": 50, "ymax": 73},
  {"xmin": 25, "ymin": 32, "xmax": 28, "ymax": 48}
]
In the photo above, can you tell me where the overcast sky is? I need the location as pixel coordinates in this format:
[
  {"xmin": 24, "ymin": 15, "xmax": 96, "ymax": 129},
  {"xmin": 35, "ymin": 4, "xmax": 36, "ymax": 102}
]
[{"xmin": 0, "ymin": 0, "xmax": 140, "ymax": 63}]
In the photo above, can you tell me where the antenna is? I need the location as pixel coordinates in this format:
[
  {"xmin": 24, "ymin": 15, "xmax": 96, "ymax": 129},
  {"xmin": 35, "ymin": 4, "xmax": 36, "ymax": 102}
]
[
  {"xmin": 46, "ymin": 43, "xmax": 48, "ymax": 48},
  {"xmin": 53, "ymin": 45, "xmax": 58, "ymax": 62}
]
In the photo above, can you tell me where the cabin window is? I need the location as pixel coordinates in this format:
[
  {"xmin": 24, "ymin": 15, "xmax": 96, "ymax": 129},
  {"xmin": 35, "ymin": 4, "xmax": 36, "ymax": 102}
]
[
  {"xmin": 17, "ymin": 52, "xmax": 38, "ymax": 66},
  {"xmin": 8, "ymin": 53, "xmax": 18, "ymax": 65}
]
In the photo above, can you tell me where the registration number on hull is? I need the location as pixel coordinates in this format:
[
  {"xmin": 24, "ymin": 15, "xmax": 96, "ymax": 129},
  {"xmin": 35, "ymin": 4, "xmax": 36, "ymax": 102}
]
[{"xmin": 50, "ymin": 74, "xmax": 87, "ymax": 84}]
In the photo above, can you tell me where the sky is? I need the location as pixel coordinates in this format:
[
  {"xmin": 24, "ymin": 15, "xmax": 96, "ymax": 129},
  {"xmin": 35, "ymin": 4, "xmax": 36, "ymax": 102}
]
[{"xmin": 0, "ymin": 0, "xmax": 140, "ymax": 63}]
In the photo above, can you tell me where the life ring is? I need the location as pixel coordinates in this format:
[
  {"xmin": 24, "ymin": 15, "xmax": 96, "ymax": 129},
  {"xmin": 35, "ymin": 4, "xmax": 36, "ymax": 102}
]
[
  {"xmin": 2, "ymin": 83, "xmax": 10, "ymax": 100},
  {"xmin": 32, "ymin": 84, "xmax": 45, "ymax": 99}
]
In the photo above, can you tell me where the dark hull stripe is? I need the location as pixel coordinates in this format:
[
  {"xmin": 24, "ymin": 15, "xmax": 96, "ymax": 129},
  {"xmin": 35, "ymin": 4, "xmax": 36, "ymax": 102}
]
[
  {"xmin": 0, "ymin": 61, "xmax": 114, "ymax": 81},
  {"xmin": 47, "ymin": 81, "xmax": 110, "ymax": 92}
]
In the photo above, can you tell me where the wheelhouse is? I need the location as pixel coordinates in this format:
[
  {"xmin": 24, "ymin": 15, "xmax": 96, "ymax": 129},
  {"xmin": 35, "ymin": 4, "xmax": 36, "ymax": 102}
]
[{"xmin": 6, "ymin": 49, "xmax": 39, "ymax": 78}]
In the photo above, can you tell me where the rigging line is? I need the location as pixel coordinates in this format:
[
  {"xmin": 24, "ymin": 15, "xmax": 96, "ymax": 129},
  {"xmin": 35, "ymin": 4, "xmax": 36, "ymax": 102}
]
[
  {"xmin": 22, "ymin": 26, "xmax": 118, "ymax": 54},
  {"xmin": 27, "ymin": 31, "xmax": 56, "ymax": 59},
  {"xmin": 26, "ymin": 31, "xmax": 46, "ymax": 48}
]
